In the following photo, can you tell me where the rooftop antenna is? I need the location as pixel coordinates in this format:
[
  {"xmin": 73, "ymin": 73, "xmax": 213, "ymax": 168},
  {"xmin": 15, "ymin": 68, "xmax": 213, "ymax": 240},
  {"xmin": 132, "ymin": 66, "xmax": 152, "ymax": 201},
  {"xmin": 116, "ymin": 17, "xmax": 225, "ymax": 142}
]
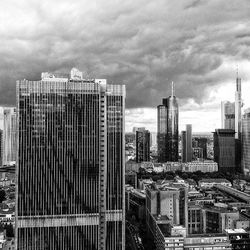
[{"xmin": 236, "ymin": 64, "xmax": 239, "ymax": 79}]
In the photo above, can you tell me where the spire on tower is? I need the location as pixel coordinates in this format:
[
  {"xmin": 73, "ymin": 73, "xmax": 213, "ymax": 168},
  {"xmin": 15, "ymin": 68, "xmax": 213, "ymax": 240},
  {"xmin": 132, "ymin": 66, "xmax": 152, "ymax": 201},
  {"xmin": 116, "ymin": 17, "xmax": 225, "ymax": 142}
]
[{"xmin": 171, "ymin": 81, "xmax": 175, "ymax": 97}]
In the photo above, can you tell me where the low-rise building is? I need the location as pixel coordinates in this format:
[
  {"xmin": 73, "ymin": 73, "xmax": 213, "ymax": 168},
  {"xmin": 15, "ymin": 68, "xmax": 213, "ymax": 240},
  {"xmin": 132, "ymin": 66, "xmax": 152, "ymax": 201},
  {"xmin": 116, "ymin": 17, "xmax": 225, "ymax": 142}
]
[
  {"xmin": 183, "ymin": 160, "xmax": 218, "ymax": 172},
  {"xmin": 146, "ymin": 183, "xmax": 188, "ymax": 227},
  {"xmin": 201, "ymin": 205, "xmax": 239, "ymax": 233},
  {"xmin": 225, "ymin": 229, "xmax": 250, "ymax": 250},
  {"xmin": 184, "ymin": 234, "xmax": 231, "ymax": 249},
  {"xmin": 215, "ymin": 184, "xmax": 250, "ymax": 204},
  {"xmin": 199, "ymin": 178, "xmax": 232, "ymax": 189},
  {"xmin": 125, "ymin": 186, "xmax": 146, "ymax": 220},
  {"xmin": 188, "ymin": 204, "xmax": 202, "ymax": 235}
]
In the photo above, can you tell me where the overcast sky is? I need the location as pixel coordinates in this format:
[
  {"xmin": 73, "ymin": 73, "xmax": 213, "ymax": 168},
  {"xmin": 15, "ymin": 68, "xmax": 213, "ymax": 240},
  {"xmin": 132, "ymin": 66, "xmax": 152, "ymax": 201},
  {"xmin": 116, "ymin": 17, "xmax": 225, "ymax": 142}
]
[{"xmin": 0, "ymin": 0, "xmax": 250, "ymax": 132}]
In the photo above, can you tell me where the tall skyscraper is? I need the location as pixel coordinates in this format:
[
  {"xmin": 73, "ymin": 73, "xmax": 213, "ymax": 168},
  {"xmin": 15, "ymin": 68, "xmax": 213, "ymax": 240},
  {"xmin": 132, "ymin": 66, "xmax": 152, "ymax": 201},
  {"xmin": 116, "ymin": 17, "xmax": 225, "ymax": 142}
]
[
  {"xmin": 16, "ymin": 68, "xmax": 125, "ymax": 249},
  {"xmin": 186, "ymin": 124, "xmax": 192, "ymax": 162},
  {"xmin": 181, "ymin": 125, "xmax": 192, "ymax": 162},
  {"xmin": 135, "ymin": 128, "xmax": 150, "ymax": 163},
  {"xmin": 157, "ymin": 100, "xmax": 168, "ymax": 162},
  {"xmin": 181, "ymin": 131, "xmax": 186, "ymax": 163},
  {"xmin": 3, "ymin": 107, "xmax": 17, "ymax": 166},
  {"xmin": 157, "ymin": 82, "xmax": 179, "ymax": 162},
  {"xmin": 213, "ymin": 129, "xmax": 235, "ymax": 173},
  {"xmin": 242, "ymin": 109, "xmax": 250, "ymax": 176},
  {"xmin": 235, "ymin": 72, "xmax": 242, "ymax": 139},
  {"xmin": 221, "ymin": 101, "xmax": 235, "ymax": 130}
]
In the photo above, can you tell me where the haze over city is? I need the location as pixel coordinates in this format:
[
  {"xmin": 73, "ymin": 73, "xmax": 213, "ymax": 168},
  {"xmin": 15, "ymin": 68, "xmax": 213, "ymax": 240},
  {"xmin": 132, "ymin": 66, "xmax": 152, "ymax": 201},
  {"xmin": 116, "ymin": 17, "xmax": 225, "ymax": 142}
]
[{"xmin": 1, "ymin": 0, "xmax": 250, "ymax": 132}]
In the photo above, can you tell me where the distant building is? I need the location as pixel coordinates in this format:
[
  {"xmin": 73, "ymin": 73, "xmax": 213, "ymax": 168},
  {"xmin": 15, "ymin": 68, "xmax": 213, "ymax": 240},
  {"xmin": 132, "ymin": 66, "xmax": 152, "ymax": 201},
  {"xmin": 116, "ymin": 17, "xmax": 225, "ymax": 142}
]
[
  {"xmin": 157, "ymin": 82, "xmax": 179, "ymax": 162},
  {"xmin": 198, "ymin": 179, "xmax": 232, "ymax": 189},
  {"xmin": 196, "ymin": 137, "xmax": 208, "ymax": 160},
  {"xmin": 181, "ymin": 131, "xmax": 187, "ymax": 162},
  {"xmin": 157, "ymin": 102, "xmax": 168, "ymax": 162},
  {"xmin": 183, "ymin": 161, "xmax": 218, "ymax": 173},
  {"xmin": 2, "ymin": 108, "xmax": 16, "ymax": 166},
  {"xmin": 133, "ymin": 127, "xmax": 145, "ymax": 133},
  {"xmin": 235, "ymin": 73, "xmax": 242, "ymax": 139},
  {"xmin": 184, "ymin": 234, "xmax": 231, "ymax": 249},
  {"xmin": 136, "ymin": 129, "xmax": 150, "ymax": 163},
  {"xmin": 125, "ymin": 132, "xmax": 136, "ymax": 144},
  {"xmin": 182, "ymin": 124, "xmax": 192, "ymax": 163},
  {"xmin": 221, "ymin": 101, "xmax": 235, "ymax": 130},
  {"xmin": 193, "ymin": 147, "xmax": 203, "ymax": 160},
  {"xmin": 150, "ymin": 132, "xmax": 157, "ymax": 147},
  {"xmin": 164, "ymin": 161, "xmax": 182, "ymax": 172},
  {"xmin": 186, "ymin": 124, "xmax": 192, "ymax": 162},
  {"xmin": 213, "ymin": 129, "xmax": 235, "ymax": 173},
  {"xmin": 242, "ymin": 109, "xmax": 250, "ymax": 176}
]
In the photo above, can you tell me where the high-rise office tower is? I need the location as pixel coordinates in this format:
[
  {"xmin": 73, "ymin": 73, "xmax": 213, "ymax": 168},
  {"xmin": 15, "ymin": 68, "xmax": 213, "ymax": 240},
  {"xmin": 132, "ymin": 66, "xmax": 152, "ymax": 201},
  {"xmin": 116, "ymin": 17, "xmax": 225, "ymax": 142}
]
[
  {"xmin": 167, "ymin": 82, "xmax": 179, "ymax": 162},
  {"xmin": 16, "ymin": 68, "xmax": 125, "ymax": 249},
  {"xmin": 3, "ymin": 107, "xmax": 17, "ymax": 166},
  {"xmin": 157, "ymin": 82, "xmax": 179, "ymax": 162},
  {"xmin": 181, "ymin": 131, "xmax": 186, "ymax": 162},
  {"xmin": 195, "ymin": 137, "xmax": 208, "ymax": 160},
  {"xmin": 186, "ymin": 124, "xmax": 192, "ymax": 162},
  {"xmin": 157, "ymin": 100, "xmax": 168, "ymax": 162},
  {"xmin": 181, "ymin": 125, "xmax": 192, "ymax": 162},
  {"xmin": 235, "ymin": 72, "xmax": 242, "ymax": 139},
  {"xmin": 136, "ymin": 128, "xmax": 150, "ymax": 163},
  {"xmin": 221, "ymin": 101, "xmax": 235, "ymax": 130},
  {"xmin": 242, "ymin": 109, "xmax": 250, "ymax": 176},
  {"xmin": 213, "ymin": 129, "xmax": 235, "ymax": 173}
]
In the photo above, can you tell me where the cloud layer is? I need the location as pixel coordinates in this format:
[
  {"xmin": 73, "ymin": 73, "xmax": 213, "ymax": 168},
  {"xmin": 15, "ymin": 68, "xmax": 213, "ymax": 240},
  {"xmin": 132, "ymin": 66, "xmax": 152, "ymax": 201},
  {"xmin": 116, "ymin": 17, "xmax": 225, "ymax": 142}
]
[{"xmin": 0, "ymin": 0, "xmax": 250, "ymax": 129}]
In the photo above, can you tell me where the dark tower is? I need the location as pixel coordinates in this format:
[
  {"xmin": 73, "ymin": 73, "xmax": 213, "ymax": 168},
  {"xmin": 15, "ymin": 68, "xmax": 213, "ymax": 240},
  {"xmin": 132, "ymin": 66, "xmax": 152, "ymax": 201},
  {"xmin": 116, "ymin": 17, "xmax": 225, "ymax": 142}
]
[
  {"xmin": 157, "ymin": 82, "xmax": 179, "ymax": 162},
  {"xmin": 136, "ymin": 129, "xmax": 150, "ymax": 163}
]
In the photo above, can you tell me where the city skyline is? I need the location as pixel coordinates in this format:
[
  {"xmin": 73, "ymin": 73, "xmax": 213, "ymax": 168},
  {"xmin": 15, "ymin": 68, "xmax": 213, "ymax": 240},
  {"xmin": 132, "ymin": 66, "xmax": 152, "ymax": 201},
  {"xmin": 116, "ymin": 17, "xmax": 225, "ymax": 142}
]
[
  {"xmin": 1, "ymin": 1, "xmax": 250, "ymax": 133},
  {"xmin": 1, "ymin": 1, "xmax": 250, "ymax": 249}
]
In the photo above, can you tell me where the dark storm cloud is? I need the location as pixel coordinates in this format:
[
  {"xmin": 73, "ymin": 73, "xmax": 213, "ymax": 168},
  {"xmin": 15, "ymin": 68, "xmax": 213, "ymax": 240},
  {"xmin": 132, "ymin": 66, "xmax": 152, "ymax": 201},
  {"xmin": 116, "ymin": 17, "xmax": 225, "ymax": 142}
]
[
  {"xmin": 184, "ymin": 0, "xmax": 205, "ymax": 9},
  {"xmin": 0, "ymin": 0, "xmax": 250, "ymax": 109}
]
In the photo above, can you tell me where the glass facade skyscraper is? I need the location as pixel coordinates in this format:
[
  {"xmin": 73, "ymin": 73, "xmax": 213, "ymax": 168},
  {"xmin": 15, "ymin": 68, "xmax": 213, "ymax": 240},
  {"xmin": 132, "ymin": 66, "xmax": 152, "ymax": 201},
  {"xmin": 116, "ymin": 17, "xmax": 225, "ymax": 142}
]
[
  {"xmin": 157, "ymin": 102, "xmax": 168, "ymax": 162},
  {"xmin": 3, "ymin": 107, "xmax": 17, "ymax": 165},
  {"xmin": 135, "ymin": 129, "xmax": 150, "ymax": 163},
  {"xmin": 16, "ymin": 69, "xmax": 125, "ymax": 249},
  {"xmin": 213, "ymin": 129, "xmax": 235, "ymax": 173},
  {"xmin": 181, "ymin": 124, "xmax": 192, "ymax": 162},
  {"xmin": 242, "ymin": 109, "xmax": 250, "ymax": 176},
  {"xmin": 221, "ymin": 101, "xmax": 235, "ymax": 130},
  {"xmin": 235, "ymin": 75, "xmax": 242, "ymax": 139},
  {"xmin": 157, "ymin": 82, "xmax": 179, "ymax": 162}
]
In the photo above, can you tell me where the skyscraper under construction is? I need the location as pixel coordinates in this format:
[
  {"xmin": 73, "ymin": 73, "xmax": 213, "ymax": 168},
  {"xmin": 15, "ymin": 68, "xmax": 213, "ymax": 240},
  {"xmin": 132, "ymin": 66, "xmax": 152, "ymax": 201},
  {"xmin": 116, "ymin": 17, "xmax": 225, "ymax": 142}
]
[{"xmin": 16, "ymin": 68, "xmax": 125, "ymax": 249}]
